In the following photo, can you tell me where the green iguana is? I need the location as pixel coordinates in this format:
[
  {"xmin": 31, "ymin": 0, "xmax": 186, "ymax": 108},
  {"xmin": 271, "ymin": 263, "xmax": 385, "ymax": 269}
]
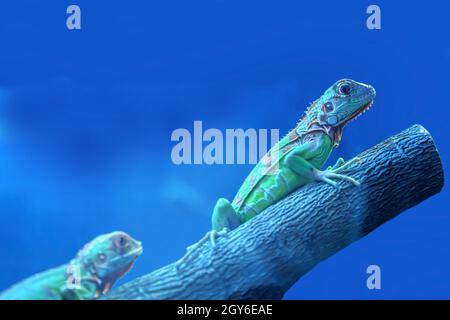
[
  {"xmin": 0, "ymin": 231, "xmax": 143, "ymax": 300},
  {"xmin": 183, "ymin": 79, "xmax": 376, "ymax": 256}
]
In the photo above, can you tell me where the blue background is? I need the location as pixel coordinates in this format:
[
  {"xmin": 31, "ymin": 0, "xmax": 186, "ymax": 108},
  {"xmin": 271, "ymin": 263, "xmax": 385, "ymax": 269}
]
[{"xmin": 0, "ymin": 1, "xmax": 449, "ymax": 299}]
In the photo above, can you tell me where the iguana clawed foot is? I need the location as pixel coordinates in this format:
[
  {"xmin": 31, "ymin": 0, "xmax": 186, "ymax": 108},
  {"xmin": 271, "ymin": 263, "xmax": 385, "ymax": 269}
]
[
  {"xmin": 315, "ymin": 157, "xmax": 362, "ymax": 187},
  {"xmin": 176, "ymin": 228, "xmax": 230, "ymax": 266},
  {"xmin": 186, "ymin": 227, "xmax": 229, "ymax": 252}
]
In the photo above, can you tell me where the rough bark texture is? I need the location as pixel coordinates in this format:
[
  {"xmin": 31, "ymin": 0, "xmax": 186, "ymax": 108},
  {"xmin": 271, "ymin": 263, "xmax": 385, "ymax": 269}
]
[{"xmin": 104, "ymin": 125, "xmax": 444, "ymax": 300}]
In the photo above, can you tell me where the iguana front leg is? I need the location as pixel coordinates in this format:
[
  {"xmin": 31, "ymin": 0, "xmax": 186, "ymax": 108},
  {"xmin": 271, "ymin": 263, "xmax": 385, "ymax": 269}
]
[{"xmin": 285, "ymin": 146, "xmax": 361, "ymax": 187}]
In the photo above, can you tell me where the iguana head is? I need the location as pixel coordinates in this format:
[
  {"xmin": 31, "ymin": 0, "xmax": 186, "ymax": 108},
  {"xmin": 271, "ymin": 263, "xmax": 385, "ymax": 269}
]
[
  {"xmin": 68, "ymin": 231, "xmax": 143, "ymax": 298},
  {"xmin": 302, "ymin": 79, "xmax": 376, "ymax": 146}
]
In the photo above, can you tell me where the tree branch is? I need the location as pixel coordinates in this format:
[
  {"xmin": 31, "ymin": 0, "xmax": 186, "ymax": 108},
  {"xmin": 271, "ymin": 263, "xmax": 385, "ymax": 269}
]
[{"xmin": 104, "ymin": 125, "xmax": 444, "ymax": 300}]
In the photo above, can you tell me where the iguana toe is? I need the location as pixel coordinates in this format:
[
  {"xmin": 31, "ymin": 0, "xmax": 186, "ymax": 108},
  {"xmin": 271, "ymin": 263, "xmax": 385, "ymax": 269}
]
[
  {"xmin": 314, "ymin": 169, "xmax": 360, "ymax": 187},
  {"xmin": 177, "ymin": 228, "xmax": 229, "ymax": 266},
  {"xmin": 331, "ymin": 157, "xmax": 362, "ymax": 173}
]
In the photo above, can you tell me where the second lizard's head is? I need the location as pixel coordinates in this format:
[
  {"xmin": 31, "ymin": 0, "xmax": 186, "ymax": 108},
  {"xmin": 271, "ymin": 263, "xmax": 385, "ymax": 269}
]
[
  {"xmin": 69, "ymin": 231, "xmax": 143, "ymax": 297},
  {"xmin": 312, "ymin": 79, "xmax": 376, "ymax": 145}
]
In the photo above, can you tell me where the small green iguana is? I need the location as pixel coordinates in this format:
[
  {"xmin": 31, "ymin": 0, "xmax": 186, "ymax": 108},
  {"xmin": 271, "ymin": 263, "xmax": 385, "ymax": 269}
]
[
  {"xmin": 0, "ymin": 231, "xmax": 143, "ymax": 300},
  {"xmin": 183, "ymin": 79, "xmax": 376, "ymax": 256}
]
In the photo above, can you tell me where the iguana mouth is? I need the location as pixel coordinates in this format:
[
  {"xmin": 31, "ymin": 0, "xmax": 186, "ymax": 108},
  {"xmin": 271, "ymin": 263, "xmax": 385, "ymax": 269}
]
[
  {"xmin": 329, "ymin": 100, "xmax": 374, "ymax": 147},
  {"xmin": 342, "ymin": 100, "xmax": 374, "ymax": 127}
]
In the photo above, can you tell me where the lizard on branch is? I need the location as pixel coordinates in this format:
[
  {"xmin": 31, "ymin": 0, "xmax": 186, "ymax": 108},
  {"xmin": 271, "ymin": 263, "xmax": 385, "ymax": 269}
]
[{"xmin": 182, "ymin": 79, "xmax": 376, "ymax": 257}]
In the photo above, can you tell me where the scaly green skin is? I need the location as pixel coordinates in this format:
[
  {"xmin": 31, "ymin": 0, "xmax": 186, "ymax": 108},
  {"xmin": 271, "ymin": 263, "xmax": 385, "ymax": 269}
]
[
  {"xmin": 0, "ymin": 231, "xmax": 143, "ymax": 300},
  {"xmin": 181, "ymin": 79, "xmax": 376, "ymax": 256}
]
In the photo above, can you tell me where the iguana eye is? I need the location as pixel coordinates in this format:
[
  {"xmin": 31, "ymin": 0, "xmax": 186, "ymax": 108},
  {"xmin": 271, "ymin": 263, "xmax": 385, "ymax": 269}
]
[
  {"xmin": 338, "ymin": 83, "xmax": 351, "ymax": 95},
  {"xmin": 115, "ymin": 235, "xmax": 130, "ymax": 249}
]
